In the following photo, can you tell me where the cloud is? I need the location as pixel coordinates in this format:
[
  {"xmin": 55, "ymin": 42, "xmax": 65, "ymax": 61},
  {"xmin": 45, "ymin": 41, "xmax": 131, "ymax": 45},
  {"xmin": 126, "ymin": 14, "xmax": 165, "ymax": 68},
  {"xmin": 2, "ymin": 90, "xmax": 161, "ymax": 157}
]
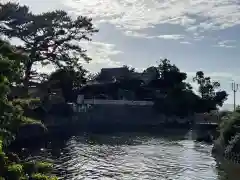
[
  {"xmin": 62, "ymin": 0, "xmax": 240, "ymax": 37},
  {"xmin": 124, "ymin": 31, "xmax": 185, "ymax": 40},
  {"xmin": 154, "ymin": 34, "xmax": 184, "ymax": 40},
  {"xmin": 124, "ymin": 30, "xmax": 149, "ymax": 38},
  {"xmin": 32, "ymin": 41, "xmax": 123, "ymax": 73},
  {"xmin": 180, "ymin": 41, "xmax": 191, "ymax": 44},
  {"xmin": 79, "ymin": 41, "xmax": 123, "ymax": 71},
  {"xmin": 186, "ymin": 71, "xmax": 238, "ymax": 95},
  {"xmin": 186, "ymin": 71, "xmax": 240, "ymax": 82},
  {"xmin": 214, "ymin": 40, "xmax": 236, "ymax": 48},
  {"xmin": 31, "ymin": 41, "xmax": 123, "ymax": 74}
]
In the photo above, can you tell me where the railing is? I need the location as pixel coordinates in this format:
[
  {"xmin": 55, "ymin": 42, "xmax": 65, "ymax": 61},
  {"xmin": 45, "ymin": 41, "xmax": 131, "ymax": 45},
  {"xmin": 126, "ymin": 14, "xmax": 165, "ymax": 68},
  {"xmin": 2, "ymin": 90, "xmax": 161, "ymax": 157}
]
[{"xmin": 83, "ymin": 99, "xmax": 154, "ymax": 106}]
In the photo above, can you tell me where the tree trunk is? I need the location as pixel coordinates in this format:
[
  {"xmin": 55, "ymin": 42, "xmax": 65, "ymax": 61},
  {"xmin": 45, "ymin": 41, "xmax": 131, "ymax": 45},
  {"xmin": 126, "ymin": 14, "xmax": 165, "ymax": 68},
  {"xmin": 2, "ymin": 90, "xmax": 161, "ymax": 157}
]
[{"xmin": 23, "ymin": 62, "xmax": 32, "ymax": 97}]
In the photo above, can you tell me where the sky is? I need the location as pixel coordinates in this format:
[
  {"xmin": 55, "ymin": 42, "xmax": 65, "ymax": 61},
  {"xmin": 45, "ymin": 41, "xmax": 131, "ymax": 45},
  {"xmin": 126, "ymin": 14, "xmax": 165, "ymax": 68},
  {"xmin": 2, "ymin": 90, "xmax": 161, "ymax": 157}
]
[{"xmin": 5, "ymin": 0, "xmax": 240, "ymax": 109}]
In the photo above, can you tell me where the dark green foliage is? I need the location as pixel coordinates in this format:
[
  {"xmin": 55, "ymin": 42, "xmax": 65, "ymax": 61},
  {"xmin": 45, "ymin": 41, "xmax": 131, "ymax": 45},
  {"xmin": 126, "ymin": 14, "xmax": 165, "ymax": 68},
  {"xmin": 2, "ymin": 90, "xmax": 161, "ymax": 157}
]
[
  {"xmin": 6, "ymin": 164, "xmax": 23, "ymax": 180},
  {"xmin": 0, "ymin": 2, "xmax": 98, "ymax": 92},
  {"xmin": 144, "ymin": 59, "xmax": 228, "ymax": 115},
  {"xmin": 48, "ymin": 67, "xmax": 87, "ymax": 102},
  {"xmin": 219, "ymin": 111, "xmax": 240, "ymax": 144},
  {"xmin": 193, "ymin": 71, "xmax": 228, "ymax": 111},
  {"xmin": 31, "ymin": 173, "xmax": 57, "ymax": 180},
  {"xmin": 0, "ymin": 37, "xmax": 57, "ymax": 180},
  {"xmin": 6, "ymin": 152, "xmax": 20, "ymax": 164},
  {"xmin": 214, "ymin": 107, "xmax": 240, "ymax": 155},
  {"xmin": 23, "ymin": 161, "xmax": 53, "ymax": 176},
  {"xmin": 23, "ymin": 161, "xmax": 37, "ymax": 175},
  {"xmin": 36, "ymin": 162, "xmax": 53, "ymax": 174},
  {"xmin": 0, "ymin": 39, "xmax": 26, "ymax": 144}
]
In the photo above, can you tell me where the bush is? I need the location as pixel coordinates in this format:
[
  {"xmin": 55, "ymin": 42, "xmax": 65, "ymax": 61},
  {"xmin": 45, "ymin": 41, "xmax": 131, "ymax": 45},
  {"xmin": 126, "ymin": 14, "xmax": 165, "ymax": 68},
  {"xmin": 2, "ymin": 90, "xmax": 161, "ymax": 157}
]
[
  {"xmin": 219, "ymin": 112, "xmax": 240, "ymax": 145},
  {"xmin": 0, "ymin": 151, "xmax": 7, "ymax": 166},
  {"xmin": 36, "ymin": 162, "xmax": 53, "ymax": 174},
  {"xmin": 23, "ymin": 161, "xmax": 37, "ymax": 175},
  {"xmin": 12, "ymin": 98, "xmax": 41, "ymax": 110},
  {"xmin": 6, "ymin": 152, "xmax": 20, "ymax": 164},
  {"xmin": 31, "ymin": 173, "xmax": 58, "ymax": 180},
  {"xmin": 6, "ymin": 164, "xmax": 23, "ymax": 180},
  {"xmin": 214, "ymin": 107, "xmax": 240, "ymax": 155}
]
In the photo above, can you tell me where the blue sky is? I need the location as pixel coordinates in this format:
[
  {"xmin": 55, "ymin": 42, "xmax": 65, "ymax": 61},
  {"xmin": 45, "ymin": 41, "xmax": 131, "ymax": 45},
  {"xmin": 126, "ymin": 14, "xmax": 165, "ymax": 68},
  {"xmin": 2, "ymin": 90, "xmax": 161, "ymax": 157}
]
[{"xmin": 7, "ymin": 0, "xmax": 240, "ymax": 108}]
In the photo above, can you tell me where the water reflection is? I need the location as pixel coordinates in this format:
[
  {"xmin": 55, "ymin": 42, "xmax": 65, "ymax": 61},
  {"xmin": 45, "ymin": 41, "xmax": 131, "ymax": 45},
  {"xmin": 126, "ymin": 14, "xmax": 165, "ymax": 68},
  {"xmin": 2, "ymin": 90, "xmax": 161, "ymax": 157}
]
[{"xmin": 19, "ymin": 132, "xmax": 240, "ymax": 180}]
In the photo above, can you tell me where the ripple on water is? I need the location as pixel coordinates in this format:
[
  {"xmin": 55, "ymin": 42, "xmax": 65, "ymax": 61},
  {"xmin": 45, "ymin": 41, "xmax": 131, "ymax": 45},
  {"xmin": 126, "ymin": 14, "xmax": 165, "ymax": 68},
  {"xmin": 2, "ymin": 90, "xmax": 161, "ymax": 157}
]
[{"xmin": 23, "ymin": 133, "xmax": 240, "ymax": 180}]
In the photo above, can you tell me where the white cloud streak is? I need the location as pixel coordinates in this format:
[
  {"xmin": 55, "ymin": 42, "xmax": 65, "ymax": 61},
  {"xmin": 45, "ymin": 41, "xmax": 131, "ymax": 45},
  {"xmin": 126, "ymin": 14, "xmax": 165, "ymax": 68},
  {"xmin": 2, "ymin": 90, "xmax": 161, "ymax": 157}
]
[
  {"xmin": 154, "ymin": 34, "xmax": 184, "ymax": 40},
  {"xmin": 214, "ymin": 40, "xmax": 236, "ymax": 48},
  {"xmin": 180, "ymin": 41, "xmax": 191, "ymax": 44},
  {"xmin": 186, "ymin": 71, "xmax": 240, "ymax": 82},
  {"xmin": 62, "ymin": 0, "xmax": 240, "ymax": 36},
  {"xmin": 124, "ymin": 31, "xmax": 185, "ymax": 40},
  {"xmin": 79, "ymin": 41, "xmax": 123, "ymax": 71},
  {"xmin": 30, "ymin": 41, "xmax": 123, "ymax": 73}
]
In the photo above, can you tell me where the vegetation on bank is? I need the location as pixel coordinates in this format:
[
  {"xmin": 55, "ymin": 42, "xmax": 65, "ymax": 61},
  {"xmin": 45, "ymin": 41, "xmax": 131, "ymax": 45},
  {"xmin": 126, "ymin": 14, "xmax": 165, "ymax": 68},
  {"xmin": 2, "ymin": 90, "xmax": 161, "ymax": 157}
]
[
  {"xmin": 0, "ymin": 12, "xmax": 56, "ymax": 180},
  {"xmin": 213, "ymin": 108, "xmax": 240, "ymax": 156},
  {"xmin": 0, "ymin": 40, "xmax": 56, "ymax": 179}
]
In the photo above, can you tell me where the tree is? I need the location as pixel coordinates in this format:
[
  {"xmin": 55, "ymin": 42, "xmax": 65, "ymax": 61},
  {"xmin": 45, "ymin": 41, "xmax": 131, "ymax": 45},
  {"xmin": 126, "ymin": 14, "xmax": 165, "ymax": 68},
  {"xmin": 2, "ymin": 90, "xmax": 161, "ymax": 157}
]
[
  {"xmin": 193, "ymin": 71, "xmax": 228, "ymax": 110},
  {"xmin": 0, "ymin": 2, "xmax": 98, "ymax": 93},
  {"xmin": 143, "ymin": 66, "xmax": 160, "ymax": 80},
  {"xmin": 87, "ymin": 72, "xmax": 100, "ymax": 81},
  {"xmin": 123, "ymin": 65, "xmax": 135, "ymax": 73},
  {"xmin": 147, "ymin": 59, "xmax": 188, "ymax": 93},
  {"xmin": 0, "ymin": 38, "xmax": 57, "ymax": 180},
  {"xmin": 48, "ymin": 67, "xmax": 87, "ymax": 102},
  {"xmin": 0, "ymin": 39, "xmax": 26, "ymax": 143}
]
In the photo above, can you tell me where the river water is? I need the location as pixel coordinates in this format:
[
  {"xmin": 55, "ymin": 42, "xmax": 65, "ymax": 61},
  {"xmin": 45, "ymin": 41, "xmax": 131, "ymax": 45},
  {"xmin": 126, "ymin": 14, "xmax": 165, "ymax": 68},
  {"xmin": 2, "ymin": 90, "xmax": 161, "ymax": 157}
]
[{"xmin": 20, "ymin": 131, "xmax": 240, "ymax": 180}]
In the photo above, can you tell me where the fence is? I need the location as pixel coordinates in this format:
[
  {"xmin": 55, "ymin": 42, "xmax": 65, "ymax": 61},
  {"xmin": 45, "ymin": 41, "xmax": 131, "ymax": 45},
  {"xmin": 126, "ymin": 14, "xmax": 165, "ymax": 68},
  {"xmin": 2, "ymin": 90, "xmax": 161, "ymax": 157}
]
[{"xmin": 82, "ymin": 99, "xmax": 154, "ymax": 106}]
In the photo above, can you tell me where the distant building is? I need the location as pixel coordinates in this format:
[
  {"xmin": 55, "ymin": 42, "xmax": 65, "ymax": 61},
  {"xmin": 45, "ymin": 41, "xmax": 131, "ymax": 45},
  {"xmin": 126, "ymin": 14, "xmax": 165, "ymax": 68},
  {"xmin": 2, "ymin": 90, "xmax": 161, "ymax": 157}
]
[
  {"xmin": 76, "ymin": 67, "xmax": 160, "ymax": 101},
  {"xmin": 96, "ymin": 67, "xmax": 131, "ymax": 82},
  {"xmin": 95, "ymin": 67, "xmax": 158, "ymax": 84}
]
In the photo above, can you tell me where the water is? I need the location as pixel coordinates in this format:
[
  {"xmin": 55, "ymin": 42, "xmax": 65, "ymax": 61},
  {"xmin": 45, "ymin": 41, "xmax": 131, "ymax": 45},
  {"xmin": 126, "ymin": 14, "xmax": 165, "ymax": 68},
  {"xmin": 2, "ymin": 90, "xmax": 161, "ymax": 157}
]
[{"xmin": 19, "ymin": 131, "xmax": 240, "ymax": 180}]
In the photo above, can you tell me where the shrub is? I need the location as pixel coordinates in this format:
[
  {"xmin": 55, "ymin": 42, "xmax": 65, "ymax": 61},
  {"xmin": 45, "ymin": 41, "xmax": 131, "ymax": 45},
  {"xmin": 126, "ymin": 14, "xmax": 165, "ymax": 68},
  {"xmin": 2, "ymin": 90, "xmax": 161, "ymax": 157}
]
[
  {"xmin": 0, "ymin": 151, "xmax": 7, "ymax": 166},
  {"xmin": 36, "ymin": 162, "xmax": 53, "ymax": 174},
  {"xmin": 31, "ymin": 173, "xmax": 58, "ymax": 180},
  {"xmin": 6, "ymin": 152, "xmax": 20, "ymax": 163},
  {"xmin": 214, "ymin": 108, "xmax": 240, "ymax": 155},
  {"xmin": 12, "ymin": 98, "xmax": 41, "ymax": 110},
  {"xmin": 6, "ymin": 164, "xmax": 23, "ymax": 180},
  {"xmin": 219, "ymin": 112, "xmax": 240, "ymax": 145},
  {"xmin": 23, "ymin": 161, "xmax": 37, "ymax": 175}
]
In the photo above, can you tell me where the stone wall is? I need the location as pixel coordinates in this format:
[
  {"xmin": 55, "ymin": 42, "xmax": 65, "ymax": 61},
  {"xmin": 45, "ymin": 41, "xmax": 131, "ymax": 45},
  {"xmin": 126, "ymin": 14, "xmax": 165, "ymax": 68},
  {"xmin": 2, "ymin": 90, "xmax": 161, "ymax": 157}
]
[{"xmin": 74, "ymin": 104, "xmax": 193, "ymax": 126}]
